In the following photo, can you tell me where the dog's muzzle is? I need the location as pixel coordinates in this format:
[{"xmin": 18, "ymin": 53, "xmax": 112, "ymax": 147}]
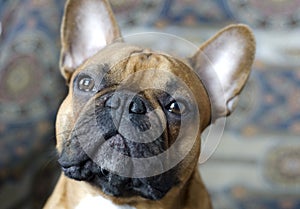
[{"xmin": 58, "ymin": 91, "xmax": 179, "ymax": 200}]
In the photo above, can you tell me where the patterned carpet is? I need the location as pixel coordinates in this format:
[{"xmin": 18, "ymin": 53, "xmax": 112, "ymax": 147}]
[
  {"xmin": 1, "ymin": 1, "xmax": 300, "ymax": 208},
  {"xmin": 0, "ymin": 1, "xmax": 65, "ymax": 208}
]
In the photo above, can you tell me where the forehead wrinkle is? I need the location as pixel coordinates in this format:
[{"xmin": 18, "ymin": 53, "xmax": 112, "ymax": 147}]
[{"xmin": 111, "ymin": 53, "xmax": 171, "ymax": 87}]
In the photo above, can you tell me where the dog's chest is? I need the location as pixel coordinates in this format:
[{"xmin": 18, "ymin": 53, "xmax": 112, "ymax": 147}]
[{"xmin": 75, "ymin": 195, "xmax": 136, "ymax": 209}]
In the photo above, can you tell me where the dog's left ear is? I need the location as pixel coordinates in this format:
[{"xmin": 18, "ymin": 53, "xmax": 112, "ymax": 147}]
[
  {"xmin": 60, "ymin": 0, "xmax": 121, "ymax": 82},
  {"xmin": 189, "ymin": 24, "xmax": 255, "ymax": 120}
]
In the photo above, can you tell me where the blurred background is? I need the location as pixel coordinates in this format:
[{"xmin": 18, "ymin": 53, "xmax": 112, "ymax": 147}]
[{"xmin": 0, "ymin": 0, "xmax": 300, "ymax": 208}]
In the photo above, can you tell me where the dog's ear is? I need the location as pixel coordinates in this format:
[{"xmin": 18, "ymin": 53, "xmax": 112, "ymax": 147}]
[
  {"xmin": 60, "ymin": 0, "xmax": 121, "ymax": 82},
  {"xmin": 190, "ymin": 24, "xmax": 255, "ymax": 120}
]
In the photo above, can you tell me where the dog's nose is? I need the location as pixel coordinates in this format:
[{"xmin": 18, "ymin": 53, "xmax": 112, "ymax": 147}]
[
  {"xmin": 100, "ymin": 92, "xmax": 148, "ymax": 115},
  {"xmin": 129, "ymin": 96, "xmax": 147, "ymax": 114},
  {"xmin": 96, "ymin": 92, "xmax": 152, "ymax": 134}
]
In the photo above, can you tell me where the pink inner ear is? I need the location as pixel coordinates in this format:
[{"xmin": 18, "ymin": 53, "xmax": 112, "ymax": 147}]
[
  {"xmin": 193, "ymin": 25, "xmax": 255, "ymax": 118},
  {"xmin": 71, "ymin": 2, "xmax": 113, "ymax": 68},
  {"xmin": 62, "ymin": 0, "xmax": 120, "ymax": 72},
  {"xmin": 205, "ymin": 33, "xmax": 247, "ymax": 102}
]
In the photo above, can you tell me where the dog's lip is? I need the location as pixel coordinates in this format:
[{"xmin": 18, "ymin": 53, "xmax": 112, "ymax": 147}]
[
  {"xmin": 59, "ymin": 152, "xmax": 177, "ymax": 200},
  {"xmin": 62, "ymin": 159, "xmax": 107, "ymax": 179}
]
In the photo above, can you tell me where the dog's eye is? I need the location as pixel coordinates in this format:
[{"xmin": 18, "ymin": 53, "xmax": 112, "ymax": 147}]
[
  {"xmin": 78, "ymin": 75, "xmax": 95, "ymax": 92},
  {"xmin": 166, "ymin": 100, "xmax": 187, "ymax": 115}
]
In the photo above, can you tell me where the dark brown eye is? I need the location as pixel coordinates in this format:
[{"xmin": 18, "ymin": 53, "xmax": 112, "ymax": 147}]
[
  {"xmin": 78, "ymin": 75, "xmax": 95, "ymax": 92},
  {"xmin": 166, "ymin": 100, "xmax": 186, "ymax": 115}
]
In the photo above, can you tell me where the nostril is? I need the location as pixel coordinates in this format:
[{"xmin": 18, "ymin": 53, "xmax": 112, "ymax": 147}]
[
  {"xmin": 101, "ymin": 168, "xmax": 110, "ymax": 176},
  {"xmin": 129, "ymin": 97, "xmax": 147, "ymax": 114},
  {"xmin": 105, "ymin": 95, "xmax": 120, "ymax": 109}
]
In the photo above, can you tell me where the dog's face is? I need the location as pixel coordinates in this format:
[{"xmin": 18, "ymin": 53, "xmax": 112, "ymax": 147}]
[
  {"xmin": 57, "ymin": 42, "xmax": 210, "ymax": 200},
  {"xmin": 56, "ymin": 0, "xmax": 255, "ymax": 201}
]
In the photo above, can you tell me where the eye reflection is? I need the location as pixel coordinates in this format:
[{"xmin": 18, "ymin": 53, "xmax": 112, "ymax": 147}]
[
  {"xmin": 78, "ymin": 75, "xmax": 95, "ymax": 92},
  {"xmin": 166, "ymin": 100, "xmax": 187, "ymax": 115}
]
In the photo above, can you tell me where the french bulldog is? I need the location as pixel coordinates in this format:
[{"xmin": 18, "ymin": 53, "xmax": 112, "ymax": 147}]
[{"xmin": 44, "ymin": 0, "xmax": 255, "ymax": 208}]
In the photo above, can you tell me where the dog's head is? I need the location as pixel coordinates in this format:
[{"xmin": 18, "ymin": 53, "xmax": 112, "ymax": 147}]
[{"xmin": 56, "ymin": 0, "xmax": 255, "ymax": 201}]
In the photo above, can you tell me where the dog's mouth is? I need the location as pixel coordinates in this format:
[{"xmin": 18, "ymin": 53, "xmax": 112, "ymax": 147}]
[
  {"xmin": 61, "ymin": 159, "xmax": 177, "ymax": 200},
  {"xmin": 59, "ymin": 132, "xmax": 179, "ymax": 200}
]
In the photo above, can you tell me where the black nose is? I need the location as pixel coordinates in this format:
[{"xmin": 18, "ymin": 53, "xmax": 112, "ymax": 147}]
[
  {"xmin": 129, "ymin": 97, "xmax": 147, "ymax": 114},
  {"xmin": 100, "ymin": 92, "xmax": 148, "ymax": 115}
]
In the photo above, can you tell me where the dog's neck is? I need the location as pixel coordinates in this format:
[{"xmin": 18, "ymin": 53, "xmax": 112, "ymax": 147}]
[
  {"xmin": 73, "ymin": 170, "xmax": 210, "ymax": 209},
  {"xmin": 75, "ymin": 195, "xmax": 135, "ymax": 209},
  {"xmin": 46, "ymin": 164, "xmax": 211, "ymax": 209},
  {"xmin": 71, "ymin": 179, "xmax": 187, "ymax": 209}
]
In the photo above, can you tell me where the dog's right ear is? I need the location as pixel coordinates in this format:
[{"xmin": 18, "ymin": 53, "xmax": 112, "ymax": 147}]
[{"xmin": 60, "ymin": 0, "xmax": 121, "ymax": 82}]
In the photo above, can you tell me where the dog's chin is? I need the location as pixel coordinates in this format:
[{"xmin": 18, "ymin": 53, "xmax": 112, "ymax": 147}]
[
  {"xmin": 60, "ymin": 133, "xmax": 178, "ymax": 200},
  {"xmin": 61, "ymin": 159, "xmax": 178, "ymax": 200}
]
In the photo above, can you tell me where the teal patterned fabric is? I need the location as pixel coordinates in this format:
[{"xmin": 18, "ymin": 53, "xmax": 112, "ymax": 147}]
[{"xmin": 0, "ymin": 1, "xmax": 66, "ymax": 208}]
